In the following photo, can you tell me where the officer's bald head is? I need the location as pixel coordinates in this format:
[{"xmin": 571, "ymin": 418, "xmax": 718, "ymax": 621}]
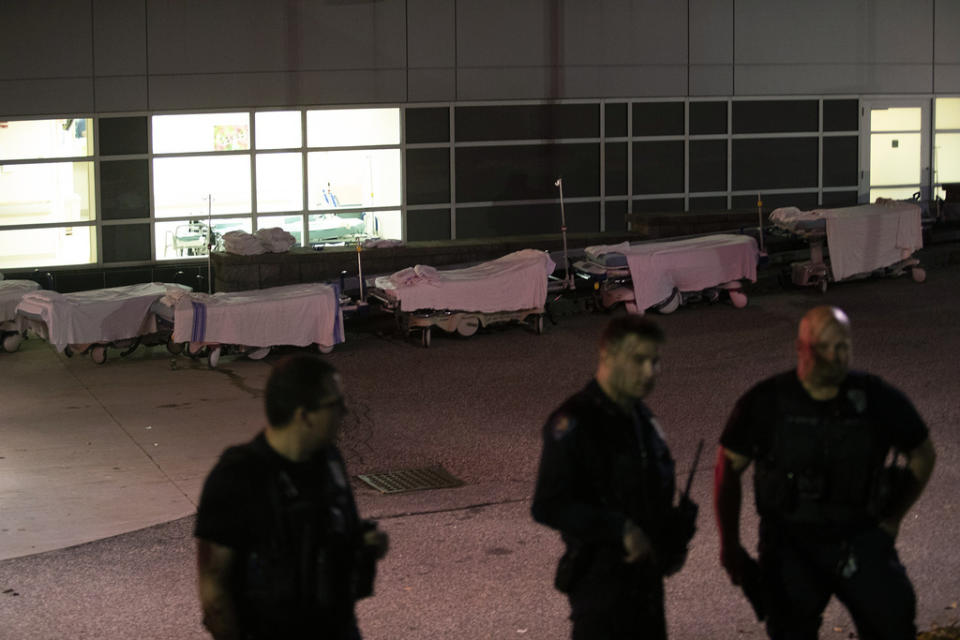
[
  {"xmin": 797, "ymin": 306, "xmax": 850, "ymax": 346},
  {"xmin": 796, "ymin": 306, "xmax": 852, "ymax": 390}
]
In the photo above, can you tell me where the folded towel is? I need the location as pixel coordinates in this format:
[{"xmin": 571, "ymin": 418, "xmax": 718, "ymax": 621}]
[
  {"xmin": 223, "ymin": 231, "xmax": 266, "ymax": 256},
  {"xmin": 255, "ymin": 227, "xmax": 297, "ymax": 253}
]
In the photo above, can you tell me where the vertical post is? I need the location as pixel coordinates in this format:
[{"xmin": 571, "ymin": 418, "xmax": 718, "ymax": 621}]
[
  {"xmin": 555, "ymin": 178, "xmax": 573, "ymax": 289},
  {"xmin": 206, "ymin": 193, "xmax": 213, "ymax": 293}
]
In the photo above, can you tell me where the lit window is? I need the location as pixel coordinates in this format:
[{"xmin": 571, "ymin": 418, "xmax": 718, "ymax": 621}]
[
  {"xmin": 153, "ymin": 156, "xmax": 251, "ymax": 218},
  {"xmin": 258, "ymin": 214, "xmax": 304, "ymax": 245},
  {"xmin": 0, "ymin": 226, "xmax": 96, "ymax": 269},
  {"xmin": 0, "ymin": 161, "xmax": 95, "ymax": 227},
  {"xmin": 934, "ymin": 133, "xmax": 960, "ymax": 184},
  {"xmin": 307, "ymin": 150, "xmax": 401, "ymax": 211},
  {"xmin": 256, "ymin": 153, "xmax": 303, "ymax": 213},
  {"xmin": 870, "ymin": 108, "xmax": 922, "ymax": 132},
  {"xmin": 255, "ymin": 111, "xmax": 302, "ymax": 149},
  {"xmin": 306, "ymin": 108, "xmax": 400, "ymax": 147},
  {"xmin": 307, "ymin": 210, "xmax": 400, "ymax": 244},
  {"xmin": 152, "ymin": 113, "xmax": 250, "ymax": 154},
  {"xmin": 935, "ymin": 98, "xmax": 960, "ymax": 130},
  {"xmin": 0, "ymin": 118, "xmax": 93, "ymax": 161},
  {"xmin": 155, "ymin": 217, "xmax": 252, "ymax": 260}
]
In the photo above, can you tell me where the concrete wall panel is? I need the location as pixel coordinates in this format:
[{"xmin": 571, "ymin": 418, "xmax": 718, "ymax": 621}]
[
  {"xmin": 0, "ymin": 1, "xmax": 92, "ymax": 80},
  {"xmin": 148, "ymin": 70, "xmax": 406, "ymax": 111},
  {"xmin": 407, "ymin": 69, "xmax": 457, "ymax": 103},
  {"xmin": 93, "ymin": 0, "xmax": 147, "ymax": 76},
  {"xmin": 0, "ymin": 79, "xmax": 94, "ymax": 117},
  {"xmin": 94, "ymin": 77, "xmax": 150, "ymax": 113},
  {"xmin": 735, "ymin": 63, "xmax": 933, "ymax": 96},
  {"xmin": 935, "ymin": 0, "xmax": 960, "ymax": 64},
  {"xmin": 689, "ymin": 65, "xmax": 733, "ymax": 96},
  {"xmin": 146, "ymin": 0, "xmax": 406, "ymax": 74},
  {"xmin": 408, "ymin": 0, "xmax": 455, "ymax": 68}
]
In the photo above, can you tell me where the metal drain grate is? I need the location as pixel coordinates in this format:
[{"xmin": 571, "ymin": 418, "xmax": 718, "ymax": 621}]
[{"xmin": 356, "ymin": 466, "xmax": 465, "ymax": 494}]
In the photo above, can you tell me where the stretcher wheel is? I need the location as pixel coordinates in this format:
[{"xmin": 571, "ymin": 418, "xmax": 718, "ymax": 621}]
[
  {"xmin": 456, "ymin": 316, "xmax": 479, "ymax": 338},
  {"xmin": 911, "ymin": 267, "xmax": 926, "ymax": 283},
  {"xmin": 317, "ymin": 344, "xmax": 334, "ymax": 354},
  {"xmin": 63, "ymin": 345, "xmax": 74, "ymax": 358},
  {"xmin": 207, "ymin": 346, "xmax": 221, "ymax": 369},
  {"xmin": 728, "ymin": 290, "xmax": 748, "ymax": 309},
  {"xmin": 247, "ymin": 347, "xmax": 270, "ymax": 360},
  {"xmin": 90, "ymin": 345, "xmax": 108, "ymax": 365},
  {"xmin": 166, "ymin": 339, "xmax": 184, "ymax": 356},
  {"xmin": 818, "ymin": 279, "xmax": 829, "ymax": 294},
  {"xmin": 420, "ymin": 327, "xmax": 431, "ymax": 348},
  {"xmin": 655, "ymin": 290, "xmax": 680, "ymax": 315},
  {"xmin": 534, "ymin": 314, "xmax": 545, "ymax": 335},
  {"xmin": 2, "ymin": 333, "xmax": 24, "ymax": 352}
]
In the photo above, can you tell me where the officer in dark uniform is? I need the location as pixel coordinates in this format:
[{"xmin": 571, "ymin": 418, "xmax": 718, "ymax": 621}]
[
  {"xmin": 532, "ymin": 315, "xmax": 696, "ymax": 640},
  {"xmin": 196, "ymin": 355, "xmax": 389, "ymax": 640},
  {"xmin": 714, "ymin": 305, "xmax": 936, "ymax": 640}
]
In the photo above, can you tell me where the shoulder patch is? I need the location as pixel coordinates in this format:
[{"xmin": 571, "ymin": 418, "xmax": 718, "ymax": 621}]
[{"xmin": 549, "ymin": 413, "xmax": 577, "ymax": 440}]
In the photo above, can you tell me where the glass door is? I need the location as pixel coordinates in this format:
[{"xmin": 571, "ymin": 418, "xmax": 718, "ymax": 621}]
[{"xmin": 860, "ymin": 99, "xmax": 931, "ymax": 203}]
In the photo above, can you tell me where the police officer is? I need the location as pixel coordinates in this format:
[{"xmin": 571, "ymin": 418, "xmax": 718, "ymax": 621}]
[
  {"xmin": 532, "ymin": 315, "xmax": 695, "ymax": 640},
  {"xmin": 196, "ymin": 355, "xmax": 388, "ymax": 640},
  {"xmin": 714, "ymin": 305, "xmax": 936, "ymax": 640}
]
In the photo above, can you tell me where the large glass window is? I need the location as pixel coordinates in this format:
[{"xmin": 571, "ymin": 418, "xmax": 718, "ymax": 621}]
[
  {"xmin": 0, "ymin": 118, "xmax": 96, "ymax": 268},
  {"xmin": 0, "ymin": 161, "xmax": 95, "ymax": 226},
  {"xmin": 935, "ymin": 98, "xmax": 960, "ymax": 197},
  {"xmin": 155, "ymin": 217, "xmax": 252, "ymax": 260},
  {"xmin": 255, "ymin": 111, "xmax": 302, "ymax": 150},
  {"xmin": 152, "ymin": 113, "xmax": 250, "ymax": 154},
  {"xmin": 0, "ymin": 118, "xmax": 93, "ymax": 161},
  {"xmin": 0, "ymin": 226, "xmax": 96, "ymax": 270},
  {"xmin": 256, "ymin": 153, "xmax": 303, "ymax": 213},
  {"xmin": 153, "ymin": 155, "xmax": 251, "ymax": 218},
  {"xmin": 307, "ymin": 109, "xmax": 399, "ymax": 147},
  {"xmin": 307, "ymin": 150, "xmax": 401, "ymax": 211}
]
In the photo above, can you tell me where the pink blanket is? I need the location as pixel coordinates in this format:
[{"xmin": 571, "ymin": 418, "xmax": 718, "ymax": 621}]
[
  {"xmin": 617, "ymin": 234, "xmax": 758, "ymax": 311},
  {"xmin": 374, "ymin": 249, "xmax": 556, "ymax": 313}
]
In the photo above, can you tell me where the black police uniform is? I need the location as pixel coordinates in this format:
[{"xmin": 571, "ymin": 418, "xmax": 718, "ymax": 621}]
[
  {"xmin": 721, "ymin": 370, "xmax": 929, "ymax": 640},
  {"xmin": 196, "ymin": 432, "xmax": 375, "ymax": 640},
  {"xmin": 532, "ymin": 379, "xmax": 685, "ymax": 640}
]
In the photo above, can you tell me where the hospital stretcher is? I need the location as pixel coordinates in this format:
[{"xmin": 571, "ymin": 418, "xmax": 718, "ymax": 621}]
[
  {"xmin": 0, "ymin": 279, "xmax": 41, "ymax": 352},
  {"xmin": 769, "ymin": 200, "xmax": 925, "ymax": 292},
  {"xmin": 14, "ymin": 282, "xmax": 192, "ymax": 363},
  {"xmin": 572, "ymin": 234, "xmax": 759, "ymax": 314},
  {"xmin": 156, "ymin": 282, "xmax": 344, "ymax": 368},
  {"xmin": 367, "ymin": 249, "xmax": 556, "ymax": 348}
]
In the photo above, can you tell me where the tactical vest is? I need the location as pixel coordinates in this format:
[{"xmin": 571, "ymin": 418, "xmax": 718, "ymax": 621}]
[
  {"xmin": 753, "ymin": 376, "xmax": 890, "ymax": 527},
  {"xmin": 236, "ymin": 445, "xmax": 364, "ymax": 635}
]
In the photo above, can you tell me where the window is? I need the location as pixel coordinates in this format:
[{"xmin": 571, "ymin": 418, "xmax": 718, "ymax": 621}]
[
  {"xmin": 0, "ymin": 118, "xmax": 95, "ymax": 269},
  {"xmin": 935, "ymin": 98, "xmax": 960, "ymax": 198}
]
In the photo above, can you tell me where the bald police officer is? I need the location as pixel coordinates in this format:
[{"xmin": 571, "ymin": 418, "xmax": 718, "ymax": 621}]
[{"xmin": 714, "ymin": 305, "xmax": 936, "ymax": 640}]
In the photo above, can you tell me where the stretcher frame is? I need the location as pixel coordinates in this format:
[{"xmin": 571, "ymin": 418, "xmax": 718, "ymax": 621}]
[
  {"xmin": 770, "ymin": 225, "xmax": 925, "ymax": 293},
  {"xmin": 367, "ymin": 288, "xmax": 545, "ymax": 348}
]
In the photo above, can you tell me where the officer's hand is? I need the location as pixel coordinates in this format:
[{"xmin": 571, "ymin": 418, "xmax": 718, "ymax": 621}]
[
  {"xmin": 720, "ymin": 543, "xmax": 747, "ymax": 585},
  {"xmin": 623, "ymin": 520, "xmax": 654, "ymax": 564},
  {"xmin": 364, "ymin": 529, "xmax": 390, "ymax": 559}
]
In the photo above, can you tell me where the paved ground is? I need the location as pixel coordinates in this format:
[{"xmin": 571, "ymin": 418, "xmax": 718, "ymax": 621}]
[{"xmin": 0, "ymin": 264, "xmax": 958, "ymax": 639}]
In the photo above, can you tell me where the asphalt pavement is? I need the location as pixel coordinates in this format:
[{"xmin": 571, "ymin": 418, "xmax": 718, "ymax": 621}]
[{"xmin": 0, "ymin": 264, "xmax": 958, "ymax": 639}]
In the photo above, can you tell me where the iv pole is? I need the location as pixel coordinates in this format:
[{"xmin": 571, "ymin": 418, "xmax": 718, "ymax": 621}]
[{"xmin": 554, "ymin": 178, "xmax": 574, "ymax": 290}]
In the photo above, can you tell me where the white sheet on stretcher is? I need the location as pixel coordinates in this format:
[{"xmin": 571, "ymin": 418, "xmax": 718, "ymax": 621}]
[
  {"xmin": 373, "ymin": 249, "xmax": 556, "ymax": 313},
  {"xmin": 608, "ymin": 234, "xmax": 758, "ymax": 312},
  {"xmin": 15, "ymin": 282, "xmax": 190, "ymax": 351},
  {"xmin": 770, "ymin": 202, "xmax": 922, "ymax": 280},
  {"xmin": 1, "ymin": 280, "xmax": 40, "ymax": 321},
  {"xmin": 171, "ymin": 283, "xmax": 344, "ymax": 348}
]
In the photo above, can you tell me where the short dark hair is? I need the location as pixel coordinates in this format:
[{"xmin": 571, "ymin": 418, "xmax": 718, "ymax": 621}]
[
  {"xmin": 599, "ymin": 315, "xmax": 665, "ymax": 353},
  {"xmin": 264, "ymin": 354, "xmax": 339, "ymax": 428}
]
